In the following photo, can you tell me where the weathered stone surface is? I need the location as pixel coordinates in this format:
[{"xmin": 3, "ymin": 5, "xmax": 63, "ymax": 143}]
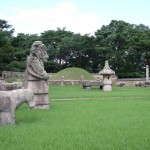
[
  {"xmin": 25, "ymin": 41, "xmax": 49, "ymax": 109},
  {"xmin": 0, "ymin": 82, "xmax": 23, "ymax": 91},
  {"xmin": 82, "ymin": 81, "xmax": 103, "ymax": 90},
  {"xmin": 0, "ymin": 95, "xmax": 11, "ymax": 111},
  {"xmin": 117, "ymin": 82, "xmax": 125, "ymax": 87},
  {"xmin": 145, "ymin": 81, "xmax": 150, "ymax": 88},
  {"xmin": 0, "ymin": 89, "xmax": 35, "ymax": 125},
  {"xmin": 0, "ymin": 96, "xmax": 12, "ymax": 125},
  {"xmin": 135, "ymin": 82, "xmax": 144, "ymax": 87},
  {"xmin": 26, "ymin": 80, "xmax": 48, "ymax": 93}
]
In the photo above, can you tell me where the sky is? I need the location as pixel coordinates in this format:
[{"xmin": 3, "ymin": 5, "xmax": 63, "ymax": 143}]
[{"xmin": 0, "ymin": 0, "xmax": 150, "ymax": 36}]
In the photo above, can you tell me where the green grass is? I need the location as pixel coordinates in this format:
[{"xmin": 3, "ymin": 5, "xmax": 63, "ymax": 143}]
[
  {"xmin": 50, "ymin": 85, "xmax": 150, "ymax": 100},
  {"xmin": 0, "ymin": 86, "xmax": 150, "ymax": 150},
  {"xmin": 50, "ymin": 67, "xmax": 95, "ymax": 80}
]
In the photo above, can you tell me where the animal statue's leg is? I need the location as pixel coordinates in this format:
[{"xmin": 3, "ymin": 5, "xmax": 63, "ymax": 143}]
[
  {"xmin": 11, "ymin": 101, "xmax": 16, "ymax": 125},
  {"xmin": 11, "ymin": 109, "xmax": 15, "ymax": 125}
]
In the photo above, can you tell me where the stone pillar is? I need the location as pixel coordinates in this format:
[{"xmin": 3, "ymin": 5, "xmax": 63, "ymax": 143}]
[
  {"xmin": 61, "ymin": 76, "xmax": 64, "ymax": 86},
  {"xmin": 146, "ymin": 65, "xmax": 149, "ymax": 81},
  {"xmin": 80, "ymin": 75, "xmax": 84, "ymax": 85},
  {"xmin": 145, "ymin": 65, "xmax": 150, "ymax": 88}
]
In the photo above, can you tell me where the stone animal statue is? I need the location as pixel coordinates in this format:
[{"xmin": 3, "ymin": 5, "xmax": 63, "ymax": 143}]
[
  {"xmin": 0, "ymin": 82, "xmax": 23, "ymax": 91},
  {"xmin": 0, "ymin": 89, "xmax": 35, "ymax": 125}
]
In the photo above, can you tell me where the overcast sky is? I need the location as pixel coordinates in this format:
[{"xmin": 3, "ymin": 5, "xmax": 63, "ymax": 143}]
[{"xmin": 0, "ymin": 0, "xmax": 150, "ymax": 36}]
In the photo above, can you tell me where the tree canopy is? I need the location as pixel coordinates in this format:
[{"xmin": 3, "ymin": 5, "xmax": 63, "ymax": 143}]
[{"xmin": 0, "ymin": 19, "xmax": 150, "ymax": 78}]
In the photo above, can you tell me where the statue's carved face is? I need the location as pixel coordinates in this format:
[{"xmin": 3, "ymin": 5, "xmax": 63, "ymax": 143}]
[
  {"xmin": 31, "ymin": 42, "xmax": 49, "ymax": 62},
  {"xmin": 36, "ymin": 48, "xmax": 49, "ymax": 62}
]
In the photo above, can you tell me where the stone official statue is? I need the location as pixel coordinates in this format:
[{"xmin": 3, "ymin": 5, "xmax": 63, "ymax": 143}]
[{"xmin": 25, "ymin": 41, "xmax": 50, "ymax": 109}]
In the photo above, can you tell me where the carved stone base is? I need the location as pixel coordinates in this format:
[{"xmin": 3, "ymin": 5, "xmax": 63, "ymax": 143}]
[
  {"xmin": 26, "ymin": 80, "xmax": 50, "ymax": 109},
  {"xmin": 34, "ymin": 94, "xmax": 49, "ymax": 109}
]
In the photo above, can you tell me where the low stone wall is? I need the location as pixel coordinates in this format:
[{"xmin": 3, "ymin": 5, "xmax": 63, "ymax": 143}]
[
  {"xmin": 116, "ymin": 78, "xmax": 146, "ymax": 86},
  {"xmin": 2, "ymin": 71, "xmax": 25, "ymax": 79},
  {"xmin": 48, "ymin": 80, "xmax": 83, "ymax": 86},
  {"xmin": 51, "ymin": 78, "xmax": 146, "ymax": 87},
  {"xmin": 2, "ymin": 71, "xmax": 55, "ymax": 79},
  {"xmin": 1, "ymin": 71, "xmax": 149, "ymax": 87}
]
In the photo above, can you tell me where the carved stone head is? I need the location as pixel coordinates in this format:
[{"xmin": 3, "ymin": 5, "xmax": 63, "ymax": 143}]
[{"xmin": 31, "ymin": 41, "xmax": 48, "ymax": 62}]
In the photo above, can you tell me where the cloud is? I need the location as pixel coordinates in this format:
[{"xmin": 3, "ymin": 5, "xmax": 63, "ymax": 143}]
[{"xmin": 1, "ymin": 1, "xmax": 100, "ymax": 35}]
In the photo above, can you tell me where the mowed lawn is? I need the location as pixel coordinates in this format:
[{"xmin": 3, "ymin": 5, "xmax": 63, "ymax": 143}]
[{"xmin": 0, "ymin": 86, "xmax": 150, "ymax": 150}]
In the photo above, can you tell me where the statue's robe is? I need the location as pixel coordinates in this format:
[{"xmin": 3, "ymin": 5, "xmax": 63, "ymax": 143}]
[{"xmin": 25, "ymin": 55, "xmax": 49, "ymax": 109}]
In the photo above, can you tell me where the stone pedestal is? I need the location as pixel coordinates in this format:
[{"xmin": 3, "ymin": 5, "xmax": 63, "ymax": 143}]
[{"xmin": 25, "ymin": 80, "xmax": 49, "ymax": 109}]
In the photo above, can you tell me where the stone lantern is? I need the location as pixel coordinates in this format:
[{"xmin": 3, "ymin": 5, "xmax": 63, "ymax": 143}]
[{"xmin": 99, "ymin": 61, "xmax": 115, "ymax": 91}]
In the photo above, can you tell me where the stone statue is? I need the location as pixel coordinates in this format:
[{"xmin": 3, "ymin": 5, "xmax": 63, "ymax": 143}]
[
  {"xmin": 0, "ymin": 89, "xmax": 35, "ymax": 125},
  {"xmin": 25, "ymin": 41, "xmax": 50, "ymax": 109}
]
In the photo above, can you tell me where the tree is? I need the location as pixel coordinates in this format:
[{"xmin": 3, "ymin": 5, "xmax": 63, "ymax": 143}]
[
  {"xmin": 4, "ymin": 33, "xmax": 41, "ymax": 72},
  {"xmin": 0, "ymin": 19, "xmax": 15, "ymax": 74},
  {"xmin": 41, "ymin": 28, "xmax": 97, "ymax": 72},
  {"xmin": 95, "ymin": 20, "xmax": 150, "ymax": 78},
  {"xmin": 41, "ymin": 28, "xmax": 73, "ymax": 72}
]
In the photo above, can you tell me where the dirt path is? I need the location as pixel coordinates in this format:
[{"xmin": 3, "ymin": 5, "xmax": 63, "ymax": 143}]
[{"xmin": 51, "ymin": 97, "xmax": 147, "ymax": 101}]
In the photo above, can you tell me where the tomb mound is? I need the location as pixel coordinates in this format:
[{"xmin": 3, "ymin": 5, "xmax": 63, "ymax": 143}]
[{"xmin": 50, "ymin": 67, "xmax": 95, "ymax": 80}]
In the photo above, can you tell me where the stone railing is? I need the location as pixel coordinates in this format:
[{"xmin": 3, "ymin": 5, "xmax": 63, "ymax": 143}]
[
  {"xmin": 48, "ymin": 80, "xmax": 82, "ymax": 86},
  {"xmin": 116, "ymin": 78, "xmax": 146, "ymax": 87},
  {"xmin": 2, "ymin": 71, "xmax": 149, "ymax": 87},
  {"xmin": 48, "ymin": 80, "xmax": 104, "ymax": 86},
  {"xmin": 2, "ymin": 71, "xmax": 55, "ymax": 79}
]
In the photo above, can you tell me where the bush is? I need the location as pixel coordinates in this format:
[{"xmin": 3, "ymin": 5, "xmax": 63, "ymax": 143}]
[{"xmin": 117, "ymin": 71, "xmax": 145, "ymax": 78}]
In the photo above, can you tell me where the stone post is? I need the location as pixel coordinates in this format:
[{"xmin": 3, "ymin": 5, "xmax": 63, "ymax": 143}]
[
  {"xmin": 61, "ymin": 76, "xmax": 64, "ymax": 86},
  {"xmin": 80, "ymin": 75, "xmax": 84, "ymax": 85},
  {"xmin": 146, "ymin": 65, "xmax": 149, "ymax": 81}
]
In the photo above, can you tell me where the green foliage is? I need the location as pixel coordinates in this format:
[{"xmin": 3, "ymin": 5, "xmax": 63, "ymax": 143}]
[
  {"xmin": 0, "ymin": 86, "xmax": 150, "ymax": 150},
  {"xmin": 117, "ymin": 72, "xmax": 145, "ymax": 78},
  {"xmin": 50, "ymin": 67, "xmax": 95, "ymax": 80},
  {"xmin": 5, "ymin": 61, "xmax": 26, "ymax": 72},
  {"xmin": 1, "ymin": 19, "xmax": 150, "ymax": 78},
  {"xmin": 0, "ymin": 19, "xmax": 15, "ymax": 71},
  {"xmin": 44, "ymin": 61, "xmax": 61, "ymax": 73},
  {"xmin": 41, "ymin": 29, "xmax": 96, "ymax": 72},
  {"xmin": 95, "ymin": 20, "xmax": 150, "ymax": 77}
]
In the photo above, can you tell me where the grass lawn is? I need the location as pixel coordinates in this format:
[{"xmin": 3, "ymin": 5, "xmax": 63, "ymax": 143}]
[{"xmin": 0, "ymin": 86, "xmax": 150, "ymax": 150}]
